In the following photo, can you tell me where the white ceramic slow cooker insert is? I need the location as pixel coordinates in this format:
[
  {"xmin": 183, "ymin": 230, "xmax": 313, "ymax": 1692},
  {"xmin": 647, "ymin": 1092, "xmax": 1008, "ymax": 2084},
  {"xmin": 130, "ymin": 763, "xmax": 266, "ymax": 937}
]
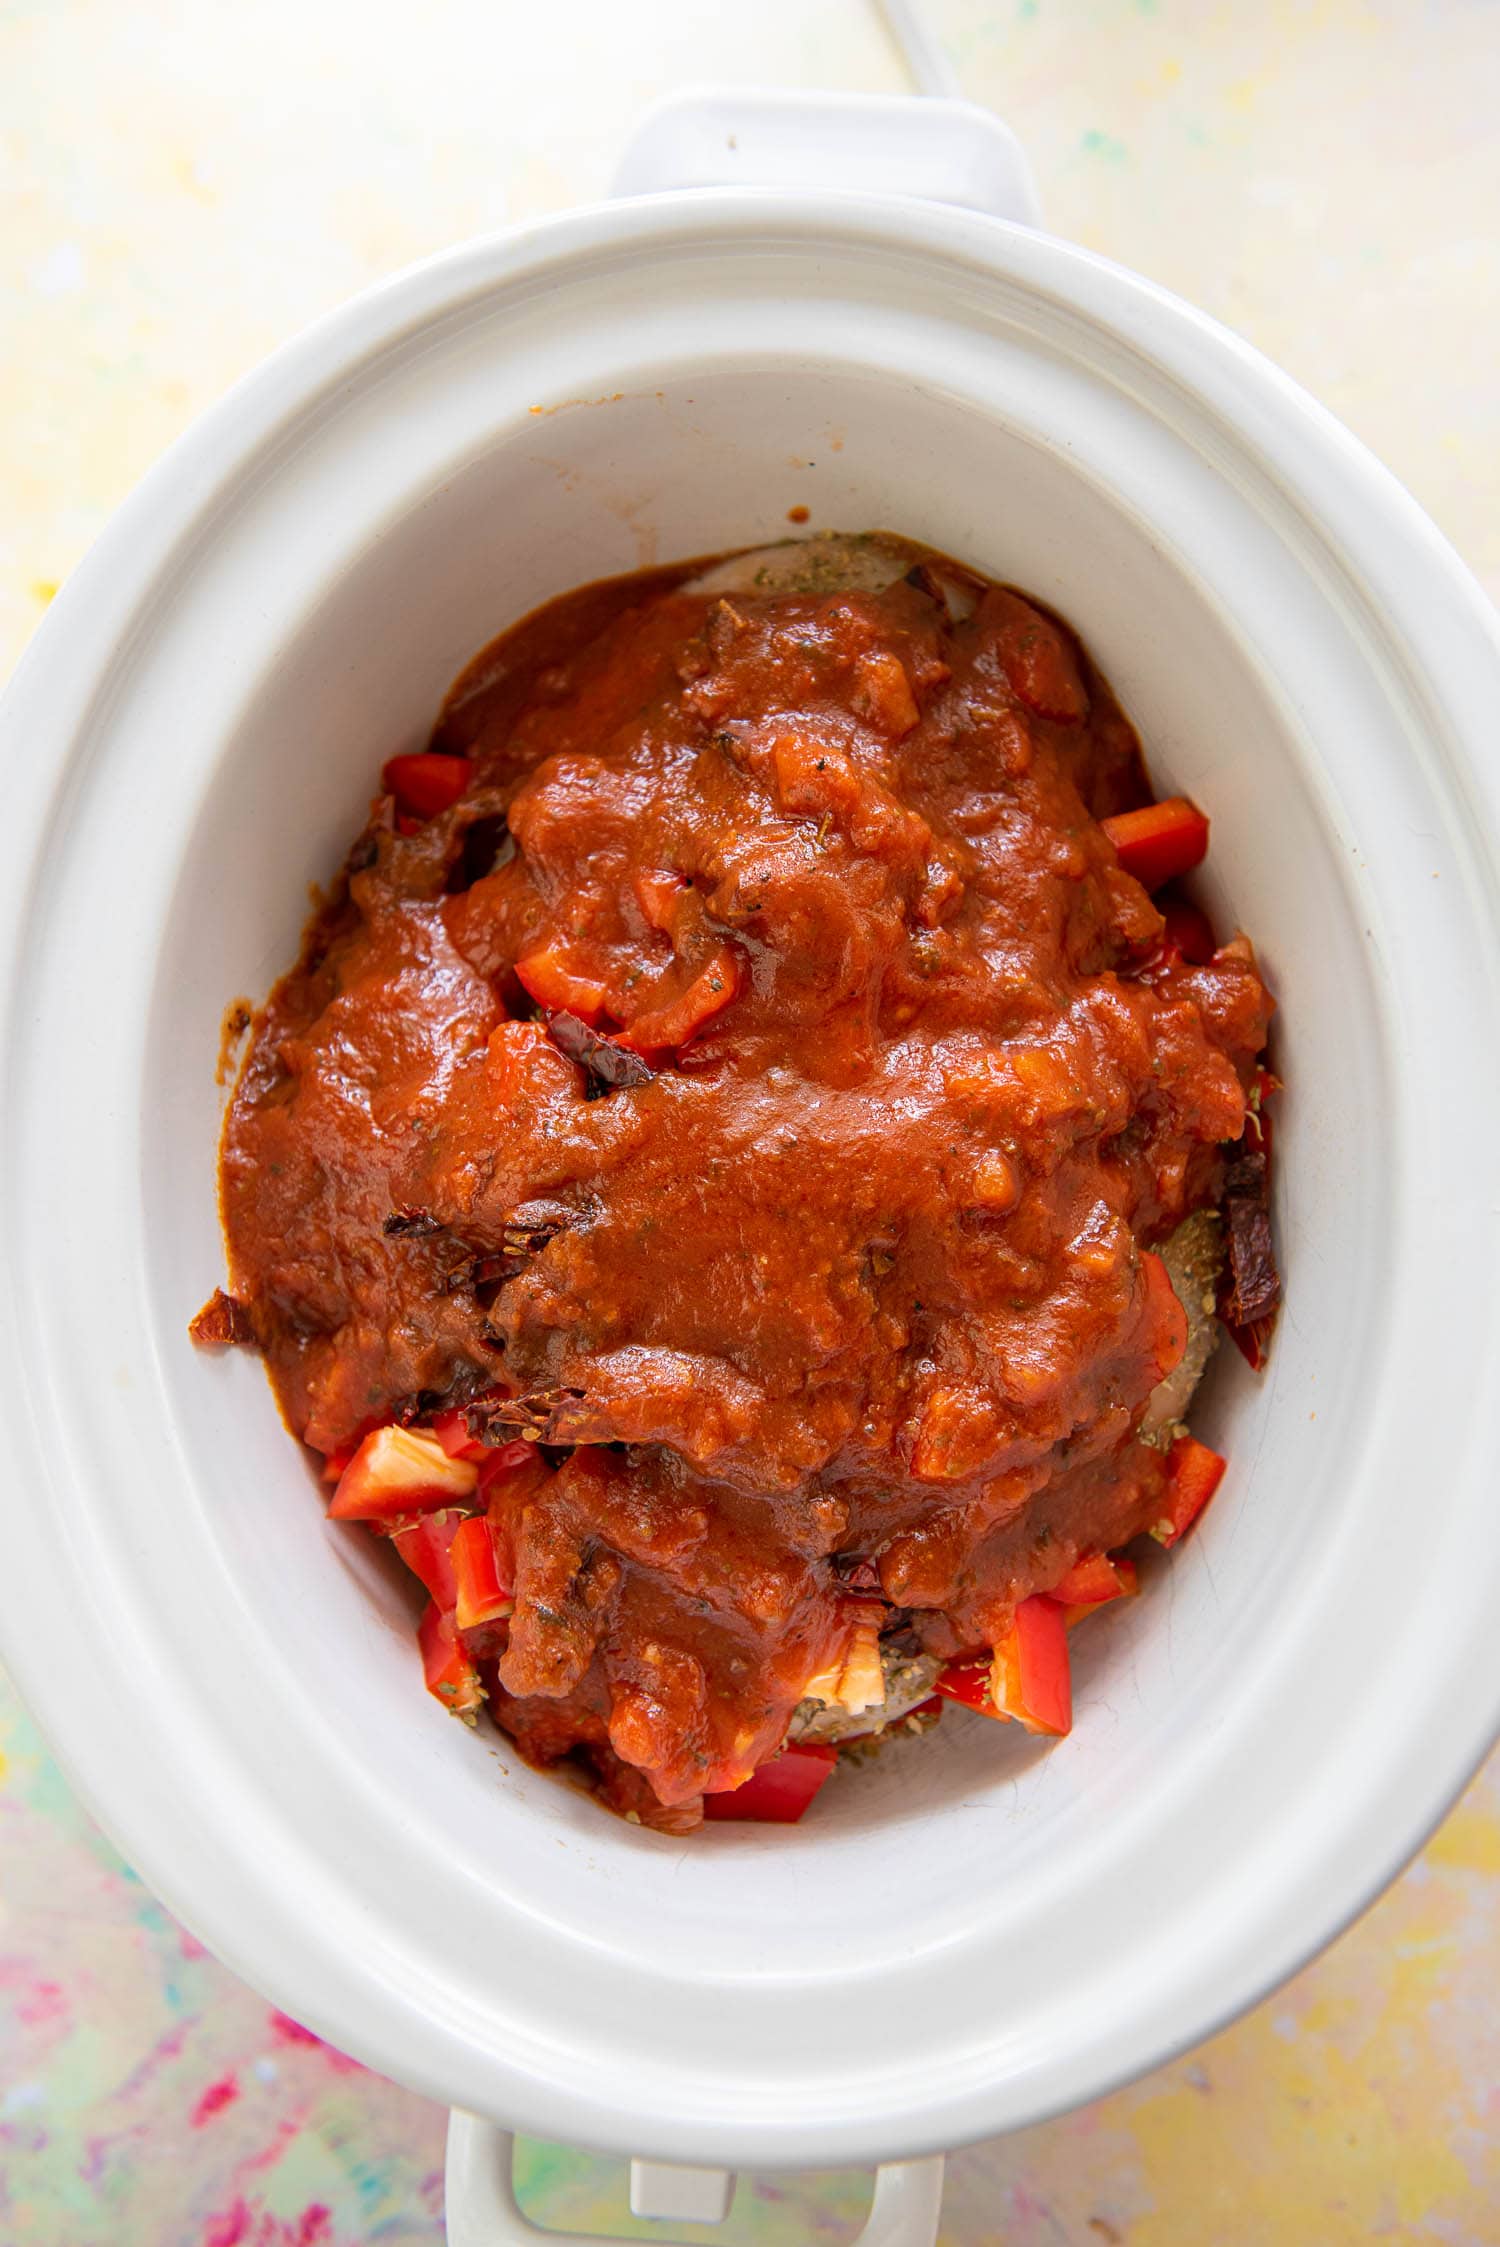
[{"xmin": 2, "ymin": 92, "xmax": 1499, "ymax": 2246}]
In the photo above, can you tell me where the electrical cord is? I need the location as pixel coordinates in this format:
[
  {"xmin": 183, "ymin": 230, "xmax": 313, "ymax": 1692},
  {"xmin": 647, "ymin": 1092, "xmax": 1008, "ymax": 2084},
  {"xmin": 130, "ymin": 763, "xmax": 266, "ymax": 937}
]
[{"xmin": 874, "ymin": 0, "xmax": 962, "ymax": 100}]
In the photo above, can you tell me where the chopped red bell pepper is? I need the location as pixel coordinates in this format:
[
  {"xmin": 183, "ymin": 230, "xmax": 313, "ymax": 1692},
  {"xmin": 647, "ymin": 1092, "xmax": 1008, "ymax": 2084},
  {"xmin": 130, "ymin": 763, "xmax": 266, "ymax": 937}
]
[
  {"xmin": 616, "ymin": 946, "xmax": 740, "ymax": 1056},
  {"xmin": 417, "ymin": 1601, "xmax": 484, "ymax": 1720},
  {"xmin": 514, "ymin": 943, "xmax": 609, "ymax": 1023},
  {"xmin": 1161, "ymin": 899, "xmax": 1217, "ymax": 964},
  {"xmin": 1102, "ymin": 797, "xmax": 1210, "ymax": 889},
  {"xmin": 391, "ymin": 1511, "xmax": 464, "ymax": 1609},
  {"xmin": 993, "ymin": 1596, "xmax": 1072, "ymax": 1735},
  {"xmin": 318, "ymin": 1416, "xmax": 384, "ymax": 1483},
  {"xmin": 1051, "ymin": 1553, "xmax": 1133, "ymax": 1608},
  {"xmin": 703, "ymin": 1744, "xmax": 837, "ymax": 1823},
  {"xmin": 633, "ymin": 867, "xmax": 690, "ymax": 936},
  {"xmin": 450, "ymin": 1515, "xmax": 514, "ymax": 1630},
  {"xmin": 381, "ymin": 752, "xmax": 473, "ymax": 821},
  {"xmin": 476, "ymin": 1437, "xmax": 543, "ymax": 1495},
  {"xmin": 1056, "ymin": 1554, "xmax": 1138, "ymax": 1628},
  {"xmin": 329, "ymin": 1424, "xmax": 479, "ymax": 1521},
  {"xmin": 1151, "ymin": 1434, "xmax": 1227, "ymax": 1547},
  {"xmin": 1142, "ymin": 1249, "xmax": 1189, "ymax": 1382},
  {"xmin": 431, "ymin": 1407, "xmax": 488, "ymax": 1464},
  {"xmin": 936, "ymin": 1595, "xmax": 1073, "ymax": 1736},
  {"xmin": 934, "ymin": 1654, "xmax": 994, "ymax": 1714},
  {"xmin": 1135, "ymin": 899, "xmax": 1218, "ymax": 986}
]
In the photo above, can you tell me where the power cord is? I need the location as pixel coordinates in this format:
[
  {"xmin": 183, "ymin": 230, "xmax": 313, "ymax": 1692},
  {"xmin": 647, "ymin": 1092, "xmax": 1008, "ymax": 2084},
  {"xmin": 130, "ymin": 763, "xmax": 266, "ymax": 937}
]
[{"xmin": 874, "ymin": 0, "xmax": 961, "ymax": 99}]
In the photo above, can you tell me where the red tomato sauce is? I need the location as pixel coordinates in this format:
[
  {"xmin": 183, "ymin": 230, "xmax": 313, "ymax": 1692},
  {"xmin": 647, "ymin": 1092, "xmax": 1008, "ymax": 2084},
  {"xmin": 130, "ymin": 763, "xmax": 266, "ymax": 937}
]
[{"xmin": 216, "ymin": 546, "xmax": 1274, "ymax": 1828}]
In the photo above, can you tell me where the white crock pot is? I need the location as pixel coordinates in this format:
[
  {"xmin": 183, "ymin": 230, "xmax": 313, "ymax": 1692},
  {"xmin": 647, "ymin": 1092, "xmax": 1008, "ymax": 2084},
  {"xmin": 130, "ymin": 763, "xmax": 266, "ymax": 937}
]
[{"xmin": 3, "ymin": 89, "xmax": 1500, "ymax": 2247}]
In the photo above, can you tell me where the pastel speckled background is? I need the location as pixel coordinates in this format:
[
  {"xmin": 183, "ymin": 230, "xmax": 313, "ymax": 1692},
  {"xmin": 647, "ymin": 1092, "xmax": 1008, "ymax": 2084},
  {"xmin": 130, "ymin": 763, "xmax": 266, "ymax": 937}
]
[{"xmin": 2, "ymin": 3, "xmax": 1498, "ymax": 2241}]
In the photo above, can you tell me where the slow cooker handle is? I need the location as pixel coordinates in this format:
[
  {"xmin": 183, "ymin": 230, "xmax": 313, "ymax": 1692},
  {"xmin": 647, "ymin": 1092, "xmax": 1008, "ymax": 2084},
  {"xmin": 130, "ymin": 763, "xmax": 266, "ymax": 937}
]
[
  {"xmin": 445, "ymin": 2115, "xmax": 945, "ymax": 2247},
  {"xmin": 612, "ymin": 87, "xmax": 1041, "ymax": 226}
]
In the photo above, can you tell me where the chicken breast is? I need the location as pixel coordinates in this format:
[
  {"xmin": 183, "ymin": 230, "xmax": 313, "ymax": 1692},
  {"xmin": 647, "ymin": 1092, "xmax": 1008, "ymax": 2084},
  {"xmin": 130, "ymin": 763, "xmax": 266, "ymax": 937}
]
[
  {"xmin": 685, "ymin": 530, "xmax": 925, "ymax": 599},
  {"xmin": 1143, "ymin": 1209, "xmax": 1225, "ymax": 1442}
]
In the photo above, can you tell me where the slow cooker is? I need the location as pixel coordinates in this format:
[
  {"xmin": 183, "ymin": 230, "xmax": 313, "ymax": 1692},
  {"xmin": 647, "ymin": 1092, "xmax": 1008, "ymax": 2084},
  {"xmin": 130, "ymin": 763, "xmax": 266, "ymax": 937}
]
[{"xmin": 2, "ymin": 89, "xmax": 1499, "ymax": 2247}]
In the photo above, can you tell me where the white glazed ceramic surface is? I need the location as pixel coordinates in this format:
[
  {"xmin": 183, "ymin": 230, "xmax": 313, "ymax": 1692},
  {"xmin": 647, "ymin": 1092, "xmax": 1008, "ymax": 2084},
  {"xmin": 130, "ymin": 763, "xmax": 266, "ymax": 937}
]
[{"xmin": 2, "ymin": 190, "xmax": 1500, "ymax": 2176}]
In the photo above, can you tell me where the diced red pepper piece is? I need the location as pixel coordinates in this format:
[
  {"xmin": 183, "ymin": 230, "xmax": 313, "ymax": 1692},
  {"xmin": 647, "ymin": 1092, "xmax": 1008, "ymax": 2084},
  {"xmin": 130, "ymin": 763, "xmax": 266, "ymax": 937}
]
[
  {"xmin": 318, "ymin": 1416, "xmax": 384, "ymax": 1483},
  {"xmin": 391, "ymin": 1511, "xmax": 464, "ymax": 1609},
  {"xmin": 1151, "ymin": 1435, "xmax": 1227, "ymax": 1547},
  {"xmin": 476, "ymin": 1437, "xmax": 543, "ymax": 1495},
  {"xmin": 1142, "ymin": 1249, "xmax": 1189, "ymax": 1382},
  {"xmin": 1161, "ymin": 899, "xmax": 1217, "ymax": 964},
  {"xmin": 1102, "ymin": 797, "xmax": 1210, "ymax": 889},
  {"xmin": 514, "ymin": 943, "xmax": 609, "ymax": 1023},
  {"xmin": 432, "ymin": 1407, "xmax": 488, "ymax": 1464},
  {"xmin": 1058, "ymin": 1554, "xmax": 1138, "ymax": 1628},
  {"xmin": 936, "ymin": 1596, "xmax": 1074, "ymax": 1736},
  {"xmin": 417, "ymin": 1601, "xmax": 484, "ymax": 1720},
  {"xmin": 992, "ymin": 1596, "xmax": 1072, "ymax": 1736},
  {"xmin": 329, "ymin": 1424, "xmax": 478, "ymax": 1521},
  {"xmin": 1139, "ymin": 896, "xmax": 1219, "ymax": 982},
  {"xmin": 450, "ymin": 1515, "xmax": 514, "ymax": 1630},
  {"xmin": 381, "ymin": 752, "xmax": 473, "ymax": 821},
  {"xmin": 703, "ymin": 1744, "xmax": 837, "ymax": 1823},
  {"xmin": 1051, "ymin": 1553, "xmax": 1131, "ymax": 1608},
  {"xmin": 616, "ymin": 946, "xmax": 739, "ymax": 1055},
  {"xmin": 634, "ymin": 868, "xmax": 690, "ymax": 937},
  {"xmin": 934, "ymin": 1654, "xmax": 995, "ymax": 1715}
]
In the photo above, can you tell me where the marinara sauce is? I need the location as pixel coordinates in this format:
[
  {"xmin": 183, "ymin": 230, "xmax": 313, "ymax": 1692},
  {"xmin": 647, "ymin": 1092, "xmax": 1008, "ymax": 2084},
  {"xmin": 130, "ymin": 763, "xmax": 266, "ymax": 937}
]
[{"xmin": 218, "ymin": 545, "xmax": 1273, "ymax": 1827}]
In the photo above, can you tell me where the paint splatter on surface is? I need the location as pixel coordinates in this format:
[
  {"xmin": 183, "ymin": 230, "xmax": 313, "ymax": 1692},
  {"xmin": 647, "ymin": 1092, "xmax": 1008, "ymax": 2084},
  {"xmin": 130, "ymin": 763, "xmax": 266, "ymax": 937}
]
[
  {"xmin": 1, "ymin": 1638, "xmax": 1497, "ymax": 2242},
  {"xmin": 2, "ymin": 2, "xmax": 1499, "ymax": 2241},
  {"xmin": 191, "ymin": 2078, "xmax": 242, "ymax": 2129}
]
